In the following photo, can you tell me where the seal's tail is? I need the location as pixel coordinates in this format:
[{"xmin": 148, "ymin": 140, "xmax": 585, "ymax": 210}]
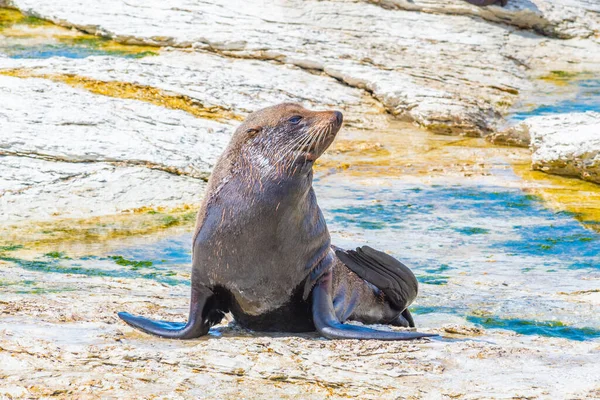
[{"xmin": 117, "ymin": 285, "xmax": 218, "ymax": 339}]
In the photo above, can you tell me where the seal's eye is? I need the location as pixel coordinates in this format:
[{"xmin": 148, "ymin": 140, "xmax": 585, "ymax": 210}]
[
  {"xmin": 288, "ymin": 115, "xmax": 302, "ymax": 125},
  {"xmin": 246, "ymin": 128, "xmax": 260, "ymax": 136}
]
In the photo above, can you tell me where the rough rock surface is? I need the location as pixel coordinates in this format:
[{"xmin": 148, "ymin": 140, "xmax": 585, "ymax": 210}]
[
  {"xmin": 5, "ymin": 0, "xmax": 600, "ymax": 135},
  {"xmin": 487, "ymin": 124, "xmax": 531, "ymax": 147},
  {"xmin": 370, "ymin": 0, "xmax": 600, "ymax": 39},
  {"xmin": 528, "ymin": 111, "xmax": 600, "ymax": 183},
  {"xmin": 0, "ymin": 75, "xmax": 232, "ymax": 179},
  {"xmin": 0, "ymin": 74, "xmax": 218, "ymax": 220},
  {"xmin": 0, "ymin": 51, "xmax": 384, "ymax": 129},
  {"xmin": 0, "ymin": 155, "xmax": 206, "ymax": 221}
]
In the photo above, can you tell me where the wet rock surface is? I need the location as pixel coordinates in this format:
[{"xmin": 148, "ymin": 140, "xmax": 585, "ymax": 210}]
[{"xmin": 0, "ymin": 75, "xmax": 231, "ymax": 179}]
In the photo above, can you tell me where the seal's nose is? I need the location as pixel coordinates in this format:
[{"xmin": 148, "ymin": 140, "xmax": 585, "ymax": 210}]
[{"xmin": 334, "ymin": 111, "xmax": 343, "ymax": 126}]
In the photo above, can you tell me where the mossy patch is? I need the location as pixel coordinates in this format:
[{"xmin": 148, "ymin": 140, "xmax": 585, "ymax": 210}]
[
  {"xmin": 0, "ymin": 278, "xmax": 75, "ymax": 295},
  {"xmin": 109, "ymin": 255, "xmax": 153, "ymax": 269},
  {"xmin": 0, "ymin": 244, "xmax": 24, "ymax": 253},
  {"xmin": 0, "ymin": 254, "xmax": 184, "ymax": 286},
  {"xmin": 44, "ymin": 251, "xmax": 71, "ymax": 259},
  {"xmin": 542, "ymin": 70, "xmax": 581, "ymax": 81}
]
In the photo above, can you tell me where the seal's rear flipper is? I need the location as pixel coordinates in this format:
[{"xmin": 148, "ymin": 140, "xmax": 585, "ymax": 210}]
[
  {"xmin": 312, "ymin": 270, "xmax": 437, "ymax": 340},
  {"xmin": 118, "ymin": 285, "xmax": 218, "ymax": 339},
  {"xmin": 335, "ymin": 246, "xmax": 418, "ymax": 311}
]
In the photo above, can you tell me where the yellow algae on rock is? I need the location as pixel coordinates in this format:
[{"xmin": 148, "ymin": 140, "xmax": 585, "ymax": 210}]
[
  {"xmin": 513, "ymin": 164, "xmax": 600, "ymax": 232},
  {"xmin": 0, "ymin": 68, "xmax": 241, "ymax": 121},
  {"xmin": 0, "ymin": 204, "xmax": 200, "ymax": 252}
]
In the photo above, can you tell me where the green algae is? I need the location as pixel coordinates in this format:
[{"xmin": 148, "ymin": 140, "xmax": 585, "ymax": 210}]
[
  {"xmin": 0, "ymin": 205, "xmax": 198, "ymax": 251},
  {"xmin": 0, "ymin": 244, "xmax": 23, "ymax": 253},
  {"xmin": 44, "ymin": 251, "xmax": 70, "ymax": 259},
  {"xmin": 0, "ymin": 278, "xmax": 74, "ymax": 295},
  {"xmin": 109, "ymin": 255, "xmax": 153, "ymax": 269},
  {"xmin": 544, "ymin": 70, "xmax": 581, "ymax": 80},
  {"xmin": 0, "ymin": 255, "xmax": 184, "ymax": 286},
  {"xmin": 160, "ymin": 215, "xmax": 179, "ymax": 228}
]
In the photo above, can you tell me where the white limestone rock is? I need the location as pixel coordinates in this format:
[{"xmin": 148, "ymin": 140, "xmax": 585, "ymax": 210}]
[
  {"xmin": 6, "ymin": 0, "xmax": 600, "ymax": 135},
  {"xmin": 0, "ymin": 74, "xmax": 221, "ymax": 221},
  {"xmin": 0, "ymin": 51, "xmax": 382, "ymax": 129},
  {"xmin": 369, "ymin": 0, "xmax": 600, "ymax": 39},
  {"xmin": 0, "ymin": 74, "xmax": 232, "ymax": 180},
  {"xmin": 0, "ymin": 0, "xmax": 531, "ymax": 135},
  {"xmin": 0, "ymin": 58, "xmax": 384, "ymax": 221},
  {"xmin": 0, "ymin": 156, "xmax": 206, "ymax": 221},
  {"xmin": 527, "ymin": 112, "xmax": 600, "ymax": 183},
  {"xmin": 4, "ymin": 0, "xmax": 600, "ymax": 135}
]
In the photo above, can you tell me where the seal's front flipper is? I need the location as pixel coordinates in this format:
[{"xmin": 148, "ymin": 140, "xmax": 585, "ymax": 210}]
[
  {"xmin": 335, "ymin": 245, "xmax": 418, "ymax": 311},
  {"xmin": 118, "ymin": 285, "xmax": 219, "ymax": 339},
  {"xmin": 312, "ymin": 270, "xmax": 437, "ymax": 340}
]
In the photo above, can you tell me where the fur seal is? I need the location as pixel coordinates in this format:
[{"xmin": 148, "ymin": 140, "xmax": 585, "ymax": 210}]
[{"xmin": 118, "ymin": 103, "xmax": 435, "ymax": 340}]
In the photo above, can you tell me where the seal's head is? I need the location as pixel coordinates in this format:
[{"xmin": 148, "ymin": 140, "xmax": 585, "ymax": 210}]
[{"xmin": 234, "ymin": 103, "xmax": 343, "ymax": 176}]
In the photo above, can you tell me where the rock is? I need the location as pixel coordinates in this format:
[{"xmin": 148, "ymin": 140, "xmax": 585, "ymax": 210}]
[
  {"xmin": 0, "ymin": 74, "xmax": 217, "ymax": 220},
  {"xmin": 487, "ymin": 124, "xmax": 531, "ymax": 147},
  {"xmin": 0, "ymin": 156, "xmax": 206, "ymax": 221},
  {"xmin": 5, "ymin": 0, "xmax": 600, "ymax": 135},
  {"xmin": 0, "ymin": 51, "xmax": 384, "ymax": 129},
  {"xmin": 0, "ymin": 75, "xmax": 232, "ymax": 179},
  {"xmin": 0, "ymin": 0, "xmax": 537, "ymax": 134},
  {"xmin": 527, "ymin": 112, "xmax": 600, "ymax": 183},
  {"xmin": 369, "ymin": 0, "xmax": 600, "ymax": 39}
]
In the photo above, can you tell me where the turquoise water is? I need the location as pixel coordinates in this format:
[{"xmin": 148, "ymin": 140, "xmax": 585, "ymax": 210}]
[
  {"xmin": 3, "ymin": 44, "xmax": 155, "ymax": 59},
  {"xmin": 512, "ymin": 78, "xmax": 600, "ymax": 120},
  {"xmin": 409, "ymin": 306, "xmax": 600, "ymax": 341},
  {"xmin": 466, "ymin": 316, "xmax": 600, "ymax": 342},
  {"xmin": 318, "ymin": 178, "xmax": 600, "ymax": 341},
  {"xmin": 327, "ymin": 185, "xmax": 600, "ymax": 270},
  {"xmin": 4, "ymin": 180, "xmax": 598, "ymax": 341}
]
